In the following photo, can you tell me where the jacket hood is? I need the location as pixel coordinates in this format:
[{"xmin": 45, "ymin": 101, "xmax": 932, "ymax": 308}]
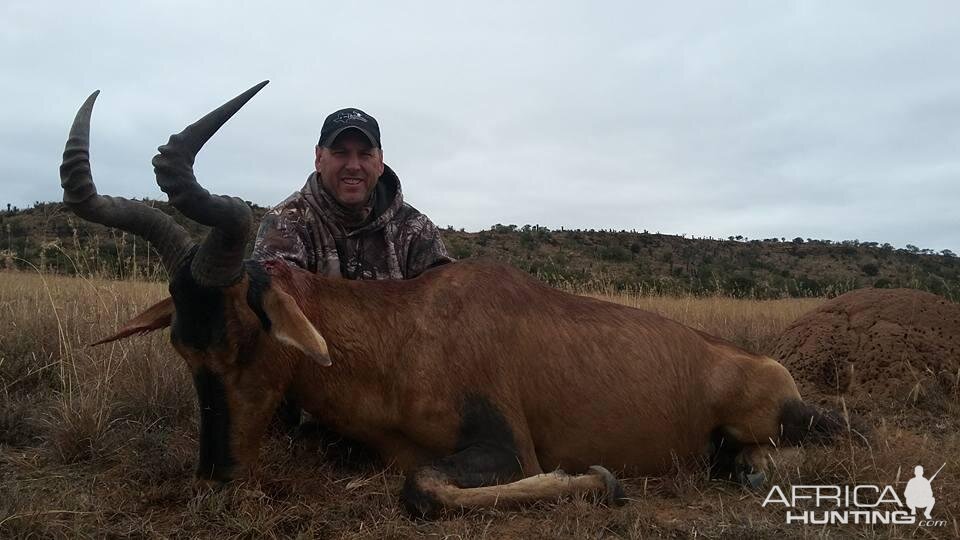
[{"xmin": 302, "ymin": 164, "xmax": 404, "ymax": 235}]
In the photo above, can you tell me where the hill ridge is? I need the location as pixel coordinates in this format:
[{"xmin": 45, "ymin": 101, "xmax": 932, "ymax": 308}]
[{"xmin": 1, "ymin": 201, "xmax": 957, "ymax": 300}]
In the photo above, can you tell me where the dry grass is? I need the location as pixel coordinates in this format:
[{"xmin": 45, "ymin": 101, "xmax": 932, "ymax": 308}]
[
  {"xmin": 582, "ymin": 292, "xmax": 823, "ymax": 356},
  {"xmin": 0, "ymin": 270, "xmax": 957, "ymax": 539}
]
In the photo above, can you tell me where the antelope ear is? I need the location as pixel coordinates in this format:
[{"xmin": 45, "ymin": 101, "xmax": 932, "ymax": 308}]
[
  {"xmin": 92, "ymin": 296, "xmax": 174, "ymax": 346},
  {"xmin": 262, "ymin": 286, "xmax": 332, "ymax": 367}
]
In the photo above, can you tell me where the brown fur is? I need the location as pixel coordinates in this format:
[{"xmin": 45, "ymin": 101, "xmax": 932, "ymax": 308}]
[
  {"xmin": 113, "ymin": 256, "xmax": 827, "ymax": 514},
  {"xmin": 275, "ymin": 260, "xmax": 773, "ymax": 466}
]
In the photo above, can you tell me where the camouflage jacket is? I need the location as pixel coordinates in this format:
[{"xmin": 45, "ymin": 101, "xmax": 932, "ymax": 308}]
[{"xmin": 252, "ymin": 166, "xmax": 452, "ymax": 280}]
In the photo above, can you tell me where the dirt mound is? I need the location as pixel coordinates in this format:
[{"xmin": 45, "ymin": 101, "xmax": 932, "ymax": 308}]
[{"xmin": 773, "ymin": 288, "xmax": 960, "ymax": 408}]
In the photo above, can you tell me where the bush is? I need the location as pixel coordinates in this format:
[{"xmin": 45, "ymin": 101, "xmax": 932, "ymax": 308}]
[
  {"xmin": 725, "ymin": 275, "xmax": 756, "ymax": 297},
  {"xmin": 448, "ymin": 242, "xmax": 473, "ymax": 259},
  {"xmin": 599, "ymin": 246, "xmax": 631, "ymax": 263}
]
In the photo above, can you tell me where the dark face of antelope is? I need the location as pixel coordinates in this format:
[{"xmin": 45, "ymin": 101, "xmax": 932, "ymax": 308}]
[
  {"xmin": 168, "ymin": 258, "xmax": 328, "ymax": 485},
  {"xmin": 167, "ymin": 260, "xmax": 330, "ymax": 486},
  {"xmin": 60, "ymin": 84, "xmax": 330, "ymax": 486},
  {"xmin": 170, "ymin": 257, "xmax": 268, "ymax": 484}
]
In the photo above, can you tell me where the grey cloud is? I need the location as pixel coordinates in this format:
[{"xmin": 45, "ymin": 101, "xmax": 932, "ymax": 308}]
[{"xmin": 1, "ymin": 1, "xmax": 958, "ymax": 252}]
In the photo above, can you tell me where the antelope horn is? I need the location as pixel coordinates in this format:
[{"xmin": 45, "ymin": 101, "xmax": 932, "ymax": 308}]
[
  {"xmin": 151, "ymin": 81, "xmax": 269, "ymax": 287},
  {"xmin": 60, "ymin": 90, "xmax": 194, "ymax": 275}
]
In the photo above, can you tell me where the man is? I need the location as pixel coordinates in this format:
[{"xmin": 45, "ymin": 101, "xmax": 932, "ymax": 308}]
[
  {"xmin": 253, "ymin": 107, "xmax": 451, "ymax": 279},
  {"xmin": 254, "ymin": 108, "xmax": 451, "ymax": 440}
]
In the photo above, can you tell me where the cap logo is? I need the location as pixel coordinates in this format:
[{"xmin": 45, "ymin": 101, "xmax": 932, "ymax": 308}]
[{"xmin": 334, "ymin": 110, "xmax": 368, "ymax": 124}]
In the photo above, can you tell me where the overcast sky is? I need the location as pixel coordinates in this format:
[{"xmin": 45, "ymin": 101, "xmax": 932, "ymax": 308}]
[{"xmin": 2, "ymin": 1, "xmax": 958, "ymax": 251}]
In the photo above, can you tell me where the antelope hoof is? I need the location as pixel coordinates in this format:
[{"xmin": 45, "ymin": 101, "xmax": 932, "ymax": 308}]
[
  {"xmin": 738, "ymin": 469, "xmax": 767, "ymax": 490},
  {"xmin": 401, "ymin": 470, "xmax": 445, "ymax": 520},
  {"xmin": 588, "ymin": 465, "xmax": 628, "ymax": 506}
]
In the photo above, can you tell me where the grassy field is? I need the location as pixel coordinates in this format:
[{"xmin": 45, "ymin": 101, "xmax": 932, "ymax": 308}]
[{"xmin": 0, "ymin": 270, "xmax": 957, "ymax": 539}]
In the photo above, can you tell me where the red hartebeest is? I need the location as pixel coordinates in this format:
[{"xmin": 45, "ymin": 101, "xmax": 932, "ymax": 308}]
[{"xmin": 59, "ymin": 83, "xmax": 859, "ymax": 518}]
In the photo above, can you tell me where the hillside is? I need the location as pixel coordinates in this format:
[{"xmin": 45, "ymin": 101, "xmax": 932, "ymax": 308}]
[{"xmin": 1, "ymin": 201, "xmax": 957, "ymax": 300}]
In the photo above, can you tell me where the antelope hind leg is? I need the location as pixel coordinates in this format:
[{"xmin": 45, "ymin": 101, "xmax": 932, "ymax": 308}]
[
  {"xmin": 403, "ymin": 462, "xmax": 627, "ymax": 519},
  {"xmin": 401, "ymin": 394, "xmax": 626, "ymax": 518}
]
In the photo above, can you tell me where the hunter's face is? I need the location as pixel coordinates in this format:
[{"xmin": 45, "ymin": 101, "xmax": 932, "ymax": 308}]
[{"xmin": 315, "ymin": 130, "xmax": 384, "ymax": 209}]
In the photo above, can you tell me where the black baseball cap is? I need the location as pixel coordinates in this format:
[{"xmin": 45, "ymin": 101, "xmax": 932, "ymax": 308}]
[{"xmin": 318, "ymin": 108, "xmax": 381, "ymax": 149}]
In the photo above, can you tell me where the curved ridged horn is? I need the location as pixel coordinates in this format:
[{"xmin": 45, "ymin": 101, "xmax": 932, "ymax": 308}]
[
  {"xmin": 152, "ymin": 81, "xmax": 269, "ymax": 287},
  {"xmin": 60, "ymin": 91, "xmax": 194, "ymax": 275}
]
